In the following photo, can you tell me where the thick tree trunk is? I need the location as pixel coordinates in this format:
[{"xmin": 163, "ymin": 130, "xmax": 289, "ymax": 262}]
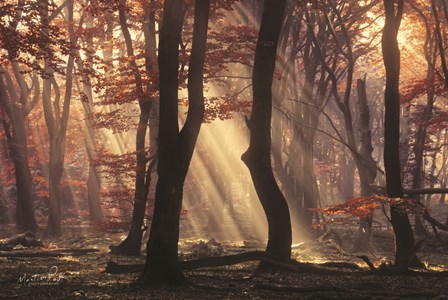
[
  {"xmin": 46, "ymin": 156, "xmax": 63, "ymax": 236},
  {"xmin": 0, "ymin": 73, "xmax": 38, "ymax": 232},
  {"xmin": 382, "ymin": 0, "xmax": 418, "ymax": 268},
  {"xmin": 10, "ymin": 121, "xmax": 37, "ymax": 231},
  {"xmin": 140, "ymin": 0, "xmax": 209, "ymax": 284},
  {"xmin": 242, "ymin": 0, "xmax": 292, "ymax": 260}
]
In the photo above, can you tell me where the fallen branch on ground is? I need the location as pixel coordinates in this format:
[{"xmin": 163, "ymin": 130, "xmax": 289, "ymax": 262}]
[
  {"xmin": 0, "ymin": 248, "xmax": 100, "ymax": 257},
  {"xmin": 0, "ymin": 232, "xmax": 43, "ymax": 250}
]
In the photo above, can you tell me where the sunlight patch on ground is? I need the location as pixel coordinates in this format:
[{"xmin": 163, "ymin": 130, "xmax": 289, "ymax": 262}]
[
  {"xmin": 59, "ymin": 255, "xmax": 80, "ymax": 262},
  {"xmin": 425, "ymin": 263, "xmax": 448, "ymax": 272}
]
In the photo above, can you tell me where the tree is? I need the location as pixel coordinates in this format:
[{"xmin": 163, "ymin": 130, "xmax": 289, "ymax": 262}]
[
  {"xmin": 0, "ymin": 1, "xmax": 42, "ymax": 231},
  {"xmin": 431, "ymin": 0, "xmax": 448, "ymax": 87},
  {"xmin": 140, "ymin": 0, "xmax": 210, "ymax": 284},
  {"xmin": 38, "ymin": 0, "xmax": 77, "ymax": 236},
  {"xmin": 382, "ymin": 0, "xmax": 419, "ymax": 268},
  {"xmin": 75, "ymin": 7, "xmax": 103, "ymax": 222},
  {"xmin": 241, "ymin": 0, "xmax": 292, "ymax": 261},
  {"xmin": 0, "ymin": 70, "xmax": 39, "ymax": 231},
  {"xmin": 109, "ymin": 0, "xmax": 158, "ymax": 256},
  {"xmin": 301, "ymin": 0, "xmax": 381, "ymax": 250}
]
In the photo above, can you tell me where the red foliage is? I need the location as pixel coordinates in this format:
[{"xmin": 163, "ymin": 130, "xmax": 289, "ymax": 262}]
[
  {"xmin": 315, "ymin": 195, "xmax": 427, "ymax": 226},
  {"xmin": 401, "ymin": 69, "xmax": 448, "ymax": 104},
  {"xmin": 91, "ymin": 216, "xmax": 131, "ymax": 233}
]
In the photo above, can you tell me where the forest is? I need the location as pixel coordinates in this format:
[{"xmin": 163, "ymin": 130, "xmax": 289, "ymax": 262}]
[{"xmin": 0, "ymin": 0, "xmax": 448, "ymax": 299}]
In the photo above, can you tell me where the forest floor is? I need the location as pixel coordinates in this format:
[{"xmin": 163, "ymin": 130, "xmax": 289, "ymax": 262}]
[{"xmin": 0, "ymin": 225, "xmax": 447, "ymax": 300}]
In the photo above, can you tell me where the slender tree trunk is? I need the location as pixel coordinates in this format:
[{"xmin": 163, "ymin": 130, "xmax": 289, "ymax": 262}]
[
  {"xmin": 78, "ymin": 65, "xmax": 103, "ymax": 223},
  {"xmin": 382, "ymin": 0, "xmax": 418, "ymax": 268},
  {"xmin": 242, "ymin": 0, "xmax": 292, "ymax": 261},
  {"xmin": 79, "ymin": 14, "xmax": 103, "ymax": 222},
  {"xmin": 140, "ymin": 0, "xmax": 209, "ymax": 284},
  {"xmin": 110, "ymin": 0, "xmax": 158, "ymax": 256},
  {"xmin": 431, "ymin": 0, "xmax": 448, "ymax": 87},
  {"xmin": 412, "ymin": 62, "xmax": 436, "ymax": 237}
]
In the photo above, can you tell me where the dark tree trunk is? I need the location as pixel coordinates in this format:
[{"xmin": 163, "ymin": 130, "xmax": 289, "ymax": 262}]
[
  {"xmin": 382, "ymin": 0, "xmax": 418, "ymax": 268},
  {"xmin": 110, "ymin": 0, "xmax": 159, "ymax": 256},
  {"xmin": 140, "ymin": 0, "xmax": 209, "ymax": 284},
  {"xmin": 242, "ymin": 0, "xmax": 292, "ymax": 260},
  {"xmin": 431, "ymin": 0, "xmax": 448, "ymax": 87}
]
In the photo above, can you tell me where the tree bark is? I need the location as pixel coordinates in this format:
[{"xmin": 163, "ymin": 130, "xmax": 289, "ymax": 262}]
[
  {"xmin": 382, "ymin": 0, "xmax": 418, "ymax": 268},
  {"xmin": 110, "ymin": 0, "xmax": 157, "ymax": 256},
  {"xmin": 39, "ymin": 0, "xmax": 76, "ymax": 236},
  {"xmin": 0, "ymin": 75, "xmax": 38, "ymax": 231},
  {"xmin": 241, "ymin": 0, "xmax": 292, "ymax": 261},
  {"xmin": 140, "ymin": 0, "xmax": 209, "ymax": 284},
  {"xmin": 78, "ymin": 13, "xmax": 103, "ymax": 222},
  {"xmin": 0, "ymin": 8, "xmax": 40, "ymax": 231},
  {"xmin": 353, "ymin": 77, "xmax": 377, "ymax": 252},
  {"xmin": 431, "ymin": 0, "xmax": 448, "ymax": 87}
]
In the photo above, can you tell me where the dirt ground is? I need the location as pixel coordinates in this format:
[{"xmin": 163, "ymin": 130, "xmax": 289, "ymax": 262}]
[{"xmin": 0, "ymin": 225, "xmax": 447, "ymax": 300}]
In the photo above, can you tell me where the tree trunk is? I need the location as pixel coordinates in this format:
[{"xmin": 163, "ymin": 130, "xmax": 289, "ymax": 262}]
[
  {"xmin": 299, "ymin": 141, "xmax": 316, "ymax": 236},
  {"xmin": 241, "ymin": 0, "xmax": 292, "ymax": 261},
  {"xmin": 353, "ymin": 78, "xmax": 377, "ymax": 252},
  {"xmin": 78, "ymin": 13, "xmax": 103, "ymax": 222},
  {"xmin": 0, "ymin": 72, "xmax": 38, "ymax": 232},
  {"xmin": 79, "ymin": 67, "xmax": 103, "ymax": 222},
  {"xmin": 111, "ymin": 0, "xmax": 159, "ymax": 256},
  {"xmin": 411, "ymin": 62, "xmax": 436, "ymax": 237},
  {"xmin": 46, "ymin": 156, "xmax": 63, "ymax": 236},
  {"xmin": 39, "ymin": 0, "xmax": 76, "ymax": 236},
  {"xmin": 382, "ymin": 0, "xmax": 418, "ymax": 268},
  {"xmin": 7, "ymin": 116, "xmax": 37, "ymax": 231},
  {"xmin": 140, "ymin": 0, "xmax": 209, "ymax": 284},
  {"xmin": 431, "ymin": 0, "xmax": 448, "ymax": 87}
]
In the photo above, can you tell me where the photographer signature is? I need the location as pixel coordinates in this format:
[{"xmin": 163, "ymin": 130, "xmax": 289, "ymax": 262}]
[{"xmin": 17, "ymin": 266, "xmax": 65, "ymax": 287}]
